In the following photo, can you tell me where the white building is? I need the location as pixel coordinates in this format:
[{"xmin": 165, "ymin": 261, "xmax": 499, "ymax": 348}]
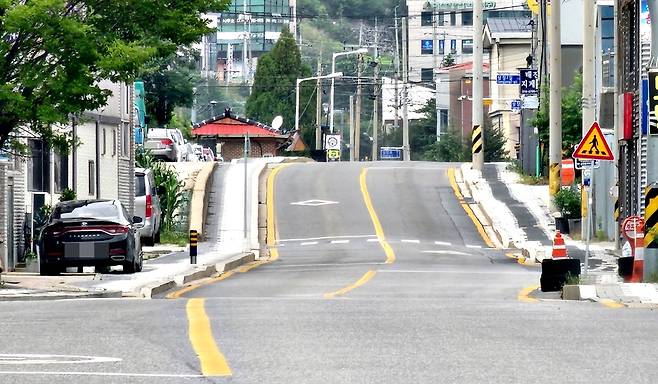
[{"xmin": 0, "ymin": 81, "xmax": 135, "ymax": 272}]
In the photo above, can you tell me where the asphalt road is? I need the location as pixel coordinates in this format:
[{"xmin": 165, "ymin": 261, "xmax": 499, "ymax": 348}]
[{"xmin": 1, "ymin": 162, "xmax": 658, "ymax": 383}]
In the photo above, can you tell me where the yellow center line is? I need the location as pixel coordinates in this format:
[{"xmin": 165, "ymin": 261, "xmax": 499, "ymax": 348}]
[
  {"xmin": 360, "ymin": 168, "xmax": 396, "ymax": 264},
  {"xmin": 324, "ymin": 270, "xmax": 377, "ymax": 299},
  {"xmin": 517, "ymin": 285, "xmax": 539, "ymax": 303},
  {"xmin": 600, "ymin": 299, "xmax": 625, "ymax": 309},
  {"xmin": 186, "ymin": 298, "xmax": 232, "ymax": 377},
  {"xmin": 447, "ymin": 168, "xmax": 495, "ymax": 248}
]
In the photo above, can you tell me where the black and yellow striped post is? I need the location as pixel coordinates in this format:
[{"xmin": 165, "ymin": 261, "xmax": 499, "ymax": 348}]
[
  {"xmin": 645, "ymin": 184, "xmax": 658, "ymax": 280},
  {"xmin": 472, "ymin": 124, "xmax": 483, "ymax": 155},
  {"xmin": 189, "ymin": 230, "xmax": 199, "ymax": 264}
]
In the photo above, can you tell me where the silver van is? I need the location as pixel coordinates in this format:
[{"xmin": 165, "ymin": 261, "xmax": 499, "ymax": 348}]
[{"xmin": 134, "ymin": 168, "xmax": 162, "ymax": 245}]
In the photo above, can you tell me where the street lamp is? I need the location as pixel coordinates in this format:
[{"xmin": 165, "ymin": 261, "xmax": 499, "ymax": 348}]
[
  {"xmin": 329, "ymin": 48, "xmax": 368, "ymax": 133},
  {"xmin": 296, "ymin": 72, "xmax": 344, "ymax": 135}
]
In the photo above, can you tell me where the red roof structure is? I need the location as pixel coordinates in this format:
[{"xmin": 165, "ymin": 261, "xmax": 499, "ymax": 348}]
[{"xmin": 192, "ymin": 109, "xmax": 286, "ymax": 138}]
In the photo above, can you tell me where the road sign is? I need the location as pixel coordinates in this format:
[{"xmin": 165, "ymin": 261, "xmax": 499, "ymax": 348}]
[
  {"xmin": 380, "ymin": 147, "xmax": 402, "ymax": 160},
  {"xmin": 573, "ymin": 122, "xmax": 614, "ymax": 160},
  {"xmin": 574, "ymin": 158, "xmax": 600, "ymax": 170},
  {"xmin": 622, "ymin": 216, "xmax": 645, "ymax": 241},
  {"xmin": 326, "ymin": 149, "xmax": 341, "ymax": 161},
  {"xmin": 496, "ymin": 72, "xmax": 520, "ymax": 85},
  {"xmin": 510, "ymin": 99, "xmax": 522, "ymax": 112},
  {"xmin": 519, "ymin": 69, "xmax": 539, "ymax": 95},
  {"xmin": 324, "ymin": 135, "xmax": 341, "ymax": 150}
]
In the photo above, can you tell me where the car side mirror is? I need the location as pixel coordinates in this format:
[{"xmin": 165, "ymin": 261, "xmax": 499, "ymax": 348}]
[{"xmin": 132, "ymin": 216, "xmax": 143, "ymax": 224}]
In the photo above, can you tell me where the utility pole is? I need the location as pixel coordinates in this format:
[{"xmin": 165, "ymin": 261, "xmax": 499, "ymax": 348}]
[
  {"xmin": 433, "ymin": 5, "xmax": 441, "ymax": 141},
  {"xmin": 548, "ymin": 0, "xmax": 563, "ymax": 211},
  {"xmin": 315, "ymin": 56, "xmax": 323, "ymax": 150},
  {"xmin": 402, "ymin": 17, "xmax": 410, "ymax": 161},
  {"xmin": 242, "ymin": 1, "xmax": 248, "ymax": 84},
  {"xmin": 355, "ymin": 53, "xmax": 363, "ymax": 161},
  {"xmin": 394, "ymin": 8, "xmax": 401, "ymax": 136},
  {"xmin": 582, "ymin": 0, "xmax": 596, "ymax": 238},
  {"xmin": 372, "ymin": 17, "xmax": 380, "ymax": 161},
  {"xmin": 471, "ymin": 0, "xmax": 484, "ymax": 171},
  {"xmin": 349, "ymin": 95, "xmax": 355, "ymax": 162}
]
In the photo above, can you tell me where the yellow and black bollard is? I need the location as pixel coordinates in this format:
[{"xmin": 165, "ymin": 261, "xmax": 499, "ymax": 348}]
[
  {"xmin": 645, "ymin": 184, "xmax": 658, "ymax": 280},
  {"xmin": 190, "ymin": 230, "xmax": 198, "ymax": 264}
]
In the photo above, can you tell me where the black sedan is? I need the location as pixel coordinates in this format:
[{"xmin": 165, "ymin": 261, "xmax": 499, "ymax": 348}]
[{"xmin": 40, "ymin": 200, "xmax": 144, "ymax": 275}]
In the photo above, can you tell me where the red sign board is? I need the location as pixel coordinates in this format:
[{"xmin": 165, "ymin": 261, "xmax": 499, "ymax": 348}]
[{"xmin": 622, "ymin": 216, "xmax": 645, "ymax": 241}]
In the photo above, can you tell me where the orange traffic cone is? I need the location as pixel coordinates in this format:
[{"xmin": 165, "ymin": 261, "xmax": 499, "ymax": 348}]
[
  {"xmin": 552, "ymin": 231, "xmax": 568, "ymax": 259},
  {"xmin": 631, "ymin": 227, "xmax": 645, "ymax": 283}
]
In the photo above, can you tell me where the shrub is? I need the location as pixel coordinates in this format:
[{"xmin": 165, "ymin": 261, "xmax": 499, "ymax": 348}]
[{"xmin": 554, "ymin": 187, "xmax": 581, "ymax": 219}]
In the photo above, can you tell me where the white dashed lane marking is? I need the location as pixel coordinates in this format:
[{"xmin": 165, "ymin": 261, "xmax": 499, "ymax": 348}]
[
  {"xmin": 330, "ymin": 240, "xmax": 350, "ymax": 244},
  {"xmin": 300, "ymin": 241, "xmax": 319, "ymax": 246},
  {"xmin": 434, "ymin": 241, "xmax": 452, "ymax": 246},
  {"xmin": 401, "ymin": 239, "xmax": 420, "ymax": 244},
  {"xmin": 466, "ymin": 245, "xmax": 482, "ymax": 249}
]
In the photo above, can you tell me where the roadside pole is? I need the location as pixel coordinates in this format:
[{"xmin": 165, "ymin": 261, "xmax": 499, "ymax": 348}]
[
  {"xmin": 471, "ymin": 0, "xmax": 484, "ymax": 171},
  {"xmin": 433, "ymin": 6, "xmax": 441, "ymax": 142},
  {"xmin": 402, "ymin": 17, "xmax": 410, "ymax": 161},
  {"xmin": 243, "ymin": 133, "xmax": 249, "ymax": 252},
  {"xmin": 394, "ymin": 9, "xmax": 401, "ymax": 137},
  {"xmin": 372, "ymin": 17, "xmax": 380, "ymax": 161},
  {"xmin": 350, "ymin": 95, "xmax": 355, "ymax": 162},
  {"xmin": 189, "ymin": 230, "xmax": 198, "ymax": 264},
  {"xmin": 548, "ymin": 0, "xmax": 562, "ymax": 212},
  {"xmin": 315, "ymin": 56, "xmax": 323, "ymax": 150},
  {"xmin": 355, "ymin": 53, "xmax": 363, "ymax": 161},
  {"xmin": 582, "ymin": 0, "xmax": 596, "ymax": 239},
  {"xmin": 584, "ymin": 162, "xmax": 595, "ymax": 274},
  {"xmin": 646, "ymin": 0, "xmax": 658, "ymax": 279}
]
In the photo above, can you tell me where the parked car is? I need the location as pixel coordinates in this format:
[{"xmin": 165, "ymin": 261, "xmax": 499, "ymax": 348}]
[
  {"xmin": 202, "ymin": 147, "xmax": 215, "ymax": 162},
  {"xmin": 193, "ymin": 144, "xmax": 204, "ymax": 161},
  {"xmin": 144, "ymin": 128, "xmax": 186, "ymax": 162},
  {"xmin": 40, "ymin": 200, "xmax": 143, "ymax": 275},
  {"xmin": 134, "ymin": 168, "xmax": 162, "ymax": 246},
  {"xmin": 185, "ymin": 142, "xmax": 198, "ymax": 162}
]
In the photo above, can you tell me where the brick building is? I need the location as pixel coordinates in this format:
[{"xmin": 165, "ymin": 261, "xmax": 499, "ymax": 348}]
[{"xmin": 192, "ymin": 109, "xmax": 288, "ymax": 161}]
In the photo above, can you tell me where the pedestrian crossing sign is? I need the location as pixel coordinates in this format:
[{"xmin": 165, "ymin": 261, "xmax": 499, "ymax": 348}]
[{"xmin": 573, "ymin": 122, "xmax": 614, "ymax": 161}]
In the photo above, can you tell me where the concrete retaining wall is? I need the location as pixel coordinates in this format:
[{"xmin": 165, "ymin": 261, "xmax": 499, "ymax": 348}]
[{"xmin": 188, "ymin": 162, "xmax": 218, "ymax": 239}]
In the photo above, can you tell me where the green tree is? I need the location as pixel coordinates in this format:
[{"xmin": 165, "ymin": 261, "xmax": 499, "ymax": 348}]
[
  {"xmin": 245, "ymin": 27, "xmax": 316, "ymax": 144},
  {"xmin": 0, "ymin": 0, "xmax": 229, "ymax": 151},
  {"xmin": 141, "ymin": 51, "xmax": 199, "ymax": 127},
  {"xmin": 530, "ymin": 71, "xmax": 583, "ymax": 165},
  {"xmin": 442, "ymin": 53, "xmax": 456, "ymax": 67}
]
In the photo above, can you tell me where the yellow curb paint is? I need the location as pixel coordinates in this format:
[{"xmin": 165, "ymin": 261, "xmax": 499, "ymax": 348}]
[
  {"xmin": 360, "ymin": 168, "xmax": 396, "ymax": 264},
  {"xmin": 324, "ymin": 270, "xmax": 377, "ymax": 299},
  {"xmin": 517, "ymin": 285, "xmax": 539, "ymax": 303},
  {"xmin": 447, "ymin": 168, "xmax": 495, "ymax": 248},
  {"xmin": 267, "ymin": 164, "xmax": 292, "ymax": 247},
  {"xmin": 600, "ymin": 299, "xmax": 625, "ymax": 309},
  {"xmin": 186, "ymin": 298, "xmax": 232, "ymax": 376}
]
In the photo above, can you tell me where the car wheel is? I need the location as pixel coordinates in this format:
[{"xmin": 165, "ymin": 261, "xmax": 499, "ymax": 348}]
[
  {"xmin": 136, "ymin": 249, "xmax": 144, "ymax": 273},
  {"xmin": 154, "ymin": 229, "xmax": 161, "ymax": 244},
  {"xmin": 123, "ymin": 259, "xmax": 136, "ymax": 274},
  {"xmin": 143, "ymin": 234, "xmax": 155, "ymax": 247},
  {"xmin": 40, "ymin": 264, "xmax": 60, "ymax": 276}
]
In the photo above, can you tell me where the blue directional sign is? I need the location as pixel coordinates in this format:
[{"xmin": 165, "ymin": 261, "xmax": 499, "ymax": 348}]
[
  {"xmin": 496, "ymin": 73, "xmax": 520, "ymax": 85},
  {"xmin": 519, "ymin": 69, "xmax": 539, "ymax": 95},
  {"xmin": 510, "ymin": 99, "xmax": 522, "ymax": 112},
  {"xmin": 380, "ymin": 147, "xmax": 402, "ymax": 160},
  {"xmin": 421, "ymin": 40, "xmax": 433, "ymax": 54}
]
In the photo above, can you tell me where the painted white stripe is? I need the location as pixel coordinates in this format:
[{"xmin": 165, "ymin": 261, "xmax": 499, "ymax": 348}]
[
  {"xmin": 272, "ymin": 262, "xmax": 386, "ymax": 268},
  {"xmin": 465, "ymin": 245, "xmax": 482, "ymax": 249},
  {"xmin": 367, "ymin": 238, "xmax": 380, "ymax": 242},
  {"xmin": 422, "ymin": 250, "xmax": 468, "ymax": 255},
  {"xmin": 401, "ymin": 239, "xmax": 420, "ymax": 244},
  {"xmin": 331, "ymin": 240, "xmax": 350, "ymax": 244},
  {"xmin": 279, "ymin": 235, "xmax": 376, "ymax": 242},
  {"xmin": 379, "ymin": 270, "xmax": 536, "ymax": 275},
  {"xmin": 300, "ymin": 241, "xmax": 318, "ymax": 246},
  {"xmin": 434, "ymin": 241, "xmax": 452, "ymax": 246},
  {"xmin": 0, "ymin": 371, "xmax": 204, "ymax": 378}
]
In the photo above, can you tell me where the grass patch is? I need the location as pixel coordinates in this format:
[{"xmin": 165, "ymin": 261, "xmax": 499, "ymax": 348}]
[
  {"xmin": 565, "ymin": 272, "xmax": 581, "ymax": 285},
  {"xmin": 519, "ymin": 174, "xmax": 548, "ymax": 185},
  {"xmin": 159, "ymin": 230, "xmax": 189, "ymax": 247}
]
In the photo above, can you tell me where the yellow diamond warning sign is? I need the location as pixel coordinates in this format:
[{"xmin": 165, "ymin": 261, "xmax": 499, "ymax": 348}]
[{"xmin": 573, "ymin": 122, "xmax": 614, "ymax": 161}]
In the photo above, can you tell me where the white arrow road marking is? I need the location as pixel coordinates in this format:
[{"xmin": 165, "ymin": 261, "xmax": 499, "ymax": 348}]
[
  {"xmin": 290, "ymin": 199, "xmax": 339, "ymax": 206},
  {"xmin": 0, "ymin": 354, "xmax": 122, "ymax": 365}
]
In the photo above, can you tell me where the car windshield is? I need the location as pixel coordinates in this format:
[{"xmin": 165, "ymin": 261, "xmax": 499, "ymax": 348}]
[
  {"xmin": 135, "ymin": 174, "xmax": 146, "ymax": 197},
  {"xmin": 53, "ymin": 201, "xmax": 123, "ymax": 222}
]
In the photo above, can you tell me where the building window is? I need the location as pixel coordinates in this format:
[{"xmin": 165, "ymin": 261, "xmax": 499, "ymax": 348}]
[
  {"xmin": 600, "ymin": 5, "xmax": 614, "ymax": 53},
  {"xmin": 121, "ymin": 123, "xmax": 131, "ymax": 157},
  {"xmin": 421, "ymin": 68, "xmax": 434, "ymax": 82},
  {"xmin": 421, "ymin": 39, "xmax": 434, "ymax": 55},
  {"xmin": 102, "ymin": 128, "xmax": 107, "ymax": 155},
  {"xmin": 88, "ymin": 160, "xmax": 95, "ymax": 196},
  {"xmin": 450, "ymin": 39, "xmax": 457, "ymax": 53},
  {"xmin": 439, "ymin": 40, "xmax": 445, "ymax": 55},
  {"xmin": 27, "ymin": 139, "xmax": 50, "ymax": 192},
  {"xmin": 450, "ymin": 12, "xmax": 456, "ymax": 26},
  {"xmin": 437, "ymin": 12, "xmax": 445, "ymax": 26},
  {"xmin": 462, "ymin": 11, "xmax": 473, "ymax": 26},
  {"xmin": 112, "ymin": 129, "xmax": 117, "ymax": 156},
  {"xmin": 53, "ymin": 151, "xmax": 68, "ymax": 193},
  {"xmin": 440, "ymin": 109, "xmax": 449, "ymax": 129},
  {"xmin": 462, "ymin": 39, "xmax": 473, "ymax": 54},
  {"xmin": 421, "ymin": 11, "xmax": 433, "ymax": 26}
]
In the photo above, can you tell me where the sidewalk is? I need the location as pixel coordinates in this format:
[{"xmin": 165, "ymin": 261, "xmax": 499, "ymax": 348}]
[{"xmin": 460, "ymin": 162, "xmax": 658, "ymax": 306}]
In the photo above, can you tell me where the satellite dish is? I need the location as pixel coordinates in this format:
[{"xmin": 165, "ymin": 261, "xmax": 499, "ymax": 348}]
[{"xmin": 271, "ymin": 115, "xmax": 283, "ymax": 130}]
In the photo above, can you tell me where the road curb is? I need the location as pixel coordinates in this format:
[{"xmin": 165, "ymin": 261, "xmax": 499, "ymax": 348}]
[
  {"xmin": 0, "ymin": 289, "xmax": 122, "ymax": 301},
  {"xmin": 140, "ymin": 252, "xmax": 256, "ymax": 298}
]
